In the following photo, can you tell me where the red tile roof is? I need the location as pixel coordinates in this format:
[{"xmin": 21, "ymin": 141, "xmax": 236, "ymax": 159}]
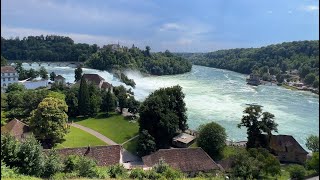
[
  {"xmin": 82, "ymin": 74, "xmax": 105, "ymax": 86},
  {"xmin": 1, "ymin": 119, "xmax": 30, "ymax": 140},
  {"xmin": 1, "ymin": 66, "xmax": 17, "ymax": 73},
  {"xmin": 51, "ymin": 145, "xmax": 121, "ymax": 166},
  {"xmin": 142, "ymin": 148, "xmax": 221, "ymax": 173}
]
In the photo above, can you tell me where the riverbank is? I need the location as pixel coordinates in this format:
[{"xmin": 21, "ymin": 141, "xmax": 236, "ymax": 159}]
[{"xmin": 282, "ymin": 84, "xmax": 319, "ymax": 95}]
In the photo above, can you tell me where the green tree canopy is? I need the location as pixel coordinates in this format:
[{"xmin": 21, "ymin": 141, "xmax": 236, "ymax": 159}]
[
  {"xmin": 238, "ymin": 105, "xmax": 278, "ymax": 148},
  {"xmin": 306, "ymin": 135, "xmax": 319, "ymax": 152},
  {"xmin": 6, "ymin": 83, "xmax": 25, "ymax": 93},
  {"xmin": 197, "ymin": 122, "xmax": 227, "ymax": 160},
  {"xmin": 30, "ymin": 97, "xmax": 69, "ymax": 148},
  {"xmin": 78, "ymin": 77, "xmax": 90, "ymax": 116},
  {"xmin": 139, "ymin": 85, "xmax": 188, "ymax": 148}
]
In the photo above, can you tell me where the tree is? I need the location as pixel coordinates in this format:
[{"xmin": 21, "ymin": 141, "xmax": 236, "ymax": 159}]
[
  {"xmin": 6, "ymin": 83, "xmax": 25, "ymax": 93},
  {"xmin": 39, "ymin": 66, "xmax": 48, "ymax": 79},
  {"xmin": 197, "ymin": 122, "xmax": 227, "ymax": 160},
  {"xmin": 101, "ymin": 89, "xmax": 116, "ymax": 113},
  {"xmin": 137, "ymin": 130, "xmax": 156, "ymax": 157},
  {"xmin": 74, "ymin": 66, "xmax": 83, "ymax": 82},
  {"xmin": 114, "ymin": 85, "xmax": 128, "ymax": 113},
  {"xmin": 139, "ymin": 85, "xmax": 188, "ymax": 148},
  {"xmin": 288, "ymin": 164, "xmax": 306, "ymax": 180},
  {"xmin": 16, "ymin": 135, "xmax": 44, "ymax": 177},
  {"xmin": 313, "ymin": 78, "xmax": 319, "ymax": 89},
  {"xmin": 1, "ymin": 56, "xmax": 7, "ymax": 66},
  {"xmin": 50, "ymin": 72, "xmax": 56, "ymax": 81},
  {"xmin": 145, "ymin": 46, "xmax": 151, "ymax": 57},
  {"xmin": 304, "ymin": 73, "xmax": 316, "ymax": 85},
  {"xmin": 65, "ymin": 88, "xmax": 79, "ymax": 117},
  {"xmin": 238, "ymin": 105, "xmax": 278, "ymax": 148},
  {"xmin": 78, "ymin": 77, "xmax": 90, "ymax": 116},
  {"xmin": 30, "ymin": 97, "xmax": 69, "ymax": 148},
  {"xmin": 306, "ymin": 135, "xmax": 319, "ymax": 152},
  {"xmin": 1, "ymin": 110, "xmax": 6, "ymax": 125},
  {"xmin": 89, "ymin": 94, "xmax": 102, "ymax": 116},
  {"xmin": 47, "ymin": 91, "xmax": 66, "ymax": 101},
  {"xmin": 1, "ymin": 134, "xmax": 20, "ymax": 168},
  {"xmin": 126, "ymin": 96, "xmax": 140, "ymax": 114},
  {"xmin": 306, "ymin": 152, "xmax": 319, "ymax": 173}
]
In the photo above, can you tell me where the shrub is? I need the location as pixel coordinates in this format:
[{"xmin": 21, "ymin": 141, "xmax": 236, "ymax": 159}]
[
  {"xmin": 129, "ymin": 168, "xmax": 146, "ymax": 179},
  {"xmin": 63, "ymin": 155, "xmax": 101, "ymax": 178},
  {"xmin": 1, "ymin": 134, "xmax": 20, "ymax": 167},
  {"xmin": 49, "ymin": 172, "xmax": 79, "ymax": 180},
  {"xmin": 108, "ymin": 164, "xmax": 127, "ymax": 178},
  {"xmin": 43, "ymin": 150, "xmax": 64, "ymax": 178},
  {"xmin": 145, "ymin": 169, "xmax": 162, "ymax": 180},
  {"xmin": 1, "ymin": 161, "xmax": 19, "ymax": 178},
  {"xmin": 306, "ymin": 152, "xmax": 319, "ymax": 173},
  {"xmin": 288, "ymin": 164, "xmax": 306, "ymax": 180}
]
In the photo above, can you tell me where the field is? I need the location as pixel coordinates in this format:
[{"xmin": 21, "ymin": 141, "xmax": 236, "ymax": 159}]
[
  {"xmin": 55, "ymin": 126, "xmax": 107, "ymax": 149},
  {"xmin": 74, "ymin": 112, "xmax": 139, "ymax": 144}
]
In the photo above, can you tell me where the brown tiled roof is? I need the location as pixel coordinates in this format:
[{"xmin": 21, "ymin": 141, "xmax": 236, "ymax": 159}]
[
  {"xmin": 51, "ymin": 145, "xmax": 121, "ymax": 166},
  {"xmin": 217, "ymin": 158, "xmax": 234, "ymax": 172},
  {"xmin": 101, "ymin": 82, "xmax": 113, "ymax": 89},
  {"xmin": 82, "ymin": 74, "xmax": 105, "ymax": 86},
  {"xmin": 142, "ymin": 148, "xmax": 221, "ymax": 173},
  {"xmin": 1, "ymin": 119, "xmax": 30, "ymax": 140},
  {"xmin": 1, "ymin": 66, "xmax": 17, "ymax": 73},
  {"xmin": 265, "ymin": 134, "xmax": 308, "ymax": 154},
  {"xmin": 55, "ymin": 75, "xmax": 65, "ymax": 80}
]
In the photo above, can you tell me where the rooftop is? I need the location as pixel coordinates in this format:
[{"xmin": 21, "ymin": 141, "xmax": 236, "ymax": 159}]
[
  {"xmin": 50, "ymin": 145, "xmax": 122, "ymax": 166},
  {"xmin": 142, "ymin": 147, "xmax": 221, "ymax": 173},
  {"xmin": 1, "ymin": 66, "xmax": 17, "ymax": 73},
  {"xmin": 1, "ymin": 119, "xmax": 30, "ymax": 140},
  {"xmin": 55, "ymin": 75, "xmax": 65, "ymax": 80},
  {"xmin": 173, "ymin": 133, "xmax": 196, "ymax": 144},
  {"xmin": 101, "ymin": 81, "xmax": 113, "ymax": 89},
  {"xmin": 262, "ymin": 134, "xmax": 308, "ymax": 154},
  {"xmin": 82, "ymin": 74, "xmax": 105, "ymax": 86}
]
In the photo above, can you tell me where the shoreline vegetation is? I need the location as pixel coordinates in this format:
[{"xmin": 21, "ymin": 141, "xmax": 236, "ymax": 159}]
[{"xmin": 1, "ymin": 35, "xmax": 192, "ymax": 76}]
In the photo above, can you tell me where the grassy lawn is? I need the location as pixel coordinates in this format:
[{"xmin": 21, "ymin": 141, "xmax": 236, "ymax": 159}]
[
  {"xmin": 73, "ymin": 112, "xmax": 139, "ymax": 144},
  {"xmin": 55, "ymin": 126, "xmax": 107, "ymax": 149},
  {"xmin": 123, "ymin": 137, "xmax": 139, "ymax": 155}
]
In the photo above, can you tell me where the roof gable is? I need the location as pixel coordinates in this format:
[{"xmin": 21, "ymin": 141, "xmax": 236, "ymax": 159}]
[
  {"xmin": 142, "ymin": 148, "xmax": 221, "ymax": 172},
  {"xmin": 82, "ymin": 74, "xmax": 105, "ymax": 86},
  {"xmin": 55, "ymin": 75, "xmax": 65, "ymax": 80},
  {"xmin": 1, "ymin": 119, "xmax": 30, "ymax": 140},
  {"xmin": 267, "ymin": 135, "xmax": 308, "ymax": 154}
]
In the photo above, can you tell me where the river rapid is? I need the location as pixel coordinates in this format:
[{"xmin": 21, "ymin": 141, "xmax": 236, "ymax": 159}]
[{"xmin": 22, "ymin": 63, "xmax": 319, "ymax": 150}]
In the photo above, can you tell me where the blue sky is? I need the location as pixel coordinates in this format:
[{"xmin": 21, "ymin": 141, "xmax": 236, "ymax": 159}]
[{"xmin": 1, "ymin": 0, "xmax": 319, "ymax": 52}]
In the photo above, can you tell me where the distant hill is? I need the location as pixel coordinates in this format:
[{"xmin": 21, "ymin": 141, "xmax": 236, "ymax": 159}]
[
  {"xmin": 1, "ymin": 36, "xmax": 191, "ymax": 75},
  {"xmin": 176, "ymin": 40, "xmax": 319, "ymax": 86}
]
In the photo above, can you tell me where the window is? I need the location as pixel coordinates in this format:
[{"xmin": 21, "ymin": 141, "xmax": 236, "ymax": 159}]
[
  {"xmin": 3, "ymin": 83, "xmax": 6, "ymax": 87},
  {"xmin": 8, "ymin": 78, "xmax": 11, "ymax": 81},
  {"xmin": 2, "ymin": 78, "xmax": 5, "ymax": 82}
]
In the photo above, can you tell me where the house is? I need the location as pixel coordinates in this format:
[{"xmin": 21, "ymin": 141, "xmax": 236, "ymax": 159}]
[
  {"xmin": 142, "ymin": 148, "xmax": 222, "ymax": 176},
  {"xmin": 82, "ymin": 74, "xmax": 105, "ymax": 89},
  {"xmin": 101, "ymin": 81, "xmax": 113, "ymax": 92},
  {"xmin": 50, "ymin": 145, "xmax": 122, "ymax": 166},
  {"xmin": 262, "ymin": 134, "xmax": 308, "ymax": 164},
  {"xmin": 1, "ymin": 66, "xmax": 19, "ymax": 91},
  {"xmin": 1, "ymin": 119, "xmax": 31, "ymax": 141},
  {"xmin": 55, "ymin": 75, "xmax": 66, "ymax": 85},
  {"xmin": 172, "ymin": 133, "xmax": 196, "ymax": 148},
  {"xmin": 246, "ymin": 74, "xmax": 261, "ymax": 86}
]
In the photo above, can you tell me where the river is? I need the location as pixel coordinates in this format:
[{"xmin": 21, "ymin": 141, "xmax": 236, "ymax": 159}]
[{"xmin": 22, "ymin": 63, "xmax": 319, "ymax": 150}]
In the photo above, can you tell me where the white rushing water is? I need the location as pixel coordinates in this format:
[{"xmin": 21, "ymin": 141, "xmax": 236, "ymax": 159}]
[{"xmin": 22, "ymin": 63, "xmax": 319, "ymax": 150}]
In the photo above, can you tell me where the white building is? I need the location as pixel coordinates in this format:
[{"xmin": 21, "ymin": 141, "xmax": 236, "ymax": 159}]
[{"xmin": 1, "ymin": 66, "xmax": 19, "ymax": 91}]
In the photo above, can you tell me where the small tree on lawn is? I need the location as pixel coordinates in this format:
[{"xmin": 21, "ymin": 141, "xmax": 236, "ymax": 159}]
[
  {"xmin": 74, "ymin": 66, "xmax": 83, "ymax": 82},
  {"xmin": 101, "ymin": 89, "xmax": 116, "ymax": 114},
  {"xmin": 137, "ymin": 129, "xmax": 156, "ymax": 157},
  {"xmin": 78, "ymin": 77, "xmax": 90, "ymax": 116}
]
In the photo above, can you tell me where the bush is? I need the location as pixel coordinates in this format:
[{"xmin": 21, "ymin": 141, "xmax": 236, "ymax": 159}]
[
  {"xmin": 288, "ymin": 164, "xmax": 306, "ymax": 180},
  {"xmin": 63, "ymin": 155, "xmax": 102, "ymax": 178},
  {"xmin": 306, "ymin": 152, "xmax": 319, "ymax": 173},
  {"xmin": 129, "ymin": 168, "xmax": 146, "ymax": 179},
  {"xmin": 49, "ymin": 172, "xmax": 79, "ymax": 180},
  {"xmin": 1, "ymin": 161, "xmax": 19, "ymax": 178},
  {"xmin": 108, "ymin": 164, "xmax": 127, "ymax": 178},
  {"xmin": 43, "ymin": 150, "xmax": 64, "ymax": 178}
]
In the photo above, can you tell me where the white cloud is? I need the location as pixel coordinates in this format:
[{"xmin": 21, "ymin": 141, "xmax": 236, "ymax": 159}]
[
  {"xmin": 301, "ymin": 5, "xmax": 319, "ymax": 11},
  {"xmin": 159, "ymin": 23, "xmax": 184, "ymax": 31}
]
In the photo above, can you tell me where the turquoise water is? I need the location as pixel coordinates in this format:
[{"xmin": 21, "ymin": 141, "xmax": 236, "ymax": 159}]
[{"xmin": 22, "ymin": 63, "xmax": 319, "ymax": 150}]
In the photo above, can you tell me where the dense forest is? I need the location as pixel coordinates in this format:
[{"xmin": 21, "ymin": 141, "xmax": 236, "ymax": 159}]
[
  {"xmin": 177, "ymin": 40, "xmax": 319, "ymax": 87},
  {"xmin": 1, "ymin": 36, "xmax": 192, "ymax": 75}
]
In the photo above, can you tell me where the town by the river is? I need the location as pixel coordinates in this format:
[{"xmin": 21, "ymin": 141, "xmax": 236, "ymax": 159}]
[{"xmin": 22, "ymin": 63, "xmax": 319, "ymax": 150}]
